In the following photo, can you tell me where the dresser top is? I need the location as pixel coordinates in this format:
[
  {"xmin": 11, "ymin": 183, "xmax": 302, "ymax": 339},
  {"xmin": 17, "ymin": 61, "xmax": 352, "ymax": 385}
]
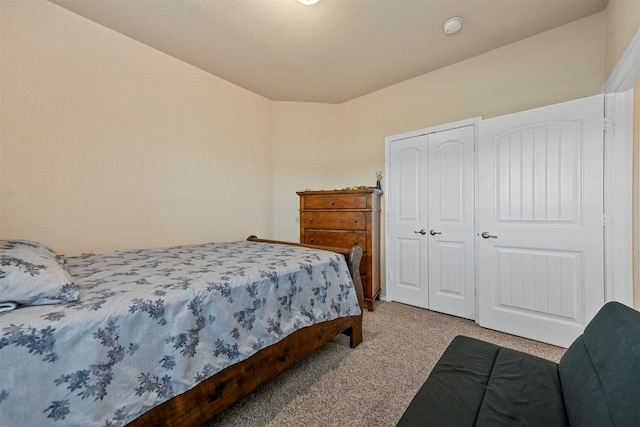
[{"xmin": 297, "ymin": 188, "xmax": 382, "ymax": 196}]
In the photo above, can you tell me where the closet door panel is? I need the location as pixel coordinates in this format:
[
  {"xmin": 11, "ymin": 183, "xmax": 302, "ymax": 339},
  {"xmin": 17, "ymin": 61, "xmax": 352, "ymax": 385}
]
[{"xmin": 427, "ymin": 126, "xmax": 476, "ymax": 320}]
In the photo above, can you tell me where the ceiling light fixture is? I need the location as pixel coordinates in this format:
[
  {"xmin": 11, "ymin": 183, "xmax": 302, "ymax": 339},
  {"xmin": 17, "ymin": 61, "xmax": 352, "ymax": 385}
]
[
  {"xmin": 298, "ymin": 0, "xmax": 320, "ymax": 5},
  {"xmin": 443, "ymin": 17, "xmax": 463, "ymax": 34}
]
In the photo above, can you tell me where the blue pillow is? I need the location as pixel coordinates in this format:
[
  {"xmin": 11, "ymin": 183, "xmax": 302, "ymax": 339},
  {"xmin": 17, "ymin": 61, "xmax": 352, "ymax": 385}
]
[{"xmin": 0, "ymin": 240, "xmax": 79, "ymax": 307}]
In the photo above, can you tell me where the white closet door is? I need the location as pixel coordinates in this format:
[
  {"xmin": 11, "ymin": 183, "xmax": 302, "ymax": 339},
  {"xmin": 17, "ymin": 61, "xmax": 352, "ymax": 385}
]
[
  {"xmin": 387, "ymin": 127, "xmax": 475, "ymax": 317},
  {"xmin": 388, "ymin": 135, "xmax": 430, "ymax": 309},
  {"xmin": 427, "ymin": 126, "xmax": 476, "ymax": 320},
  {"xmin": 477, "ymin": 95, "xmax": 604, "ymax": 348}
]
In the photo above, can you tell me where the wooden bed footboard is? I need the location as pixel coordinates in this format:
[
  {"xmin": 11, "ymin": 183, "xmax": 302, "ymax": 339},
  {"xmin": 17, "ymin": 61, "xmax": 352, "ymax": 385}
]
[{"xmin": 127, "ymin": 237, "xmax": 364, "ymax": 427}]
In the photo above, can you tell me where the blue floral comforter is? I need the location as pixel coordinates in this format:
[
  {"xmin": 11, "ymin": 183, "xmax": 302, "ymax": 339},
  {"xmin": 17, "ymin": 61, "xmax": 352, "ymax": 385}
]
[{"xmin": 0, "ymin": 241, "xmax": 361, "ymax": 426}]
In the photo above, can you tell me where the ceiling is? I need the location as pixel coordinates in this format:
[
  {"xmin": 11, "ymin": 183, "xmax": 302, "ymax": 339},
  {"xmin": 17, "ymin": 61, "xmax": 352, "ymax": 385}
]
[{"xmin": 49, "ymin": 0, "xmax": 608, "ymax": 104}]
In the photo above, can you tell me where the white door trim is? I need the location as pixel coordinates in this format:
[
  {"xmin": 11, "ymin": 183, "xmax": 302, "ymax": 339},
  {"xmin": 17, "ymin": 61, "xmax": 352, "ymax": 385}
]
[
  {"xmin": 384, "ymin": 117, "xmax": 481, "ymax": 303},
  {"xmin": 604, "ymin": 89, "xmax": 634, "ymax": 307},
  {"xmin": 602, "ymin": 27, "xmax": 639, "ymax": 308}
]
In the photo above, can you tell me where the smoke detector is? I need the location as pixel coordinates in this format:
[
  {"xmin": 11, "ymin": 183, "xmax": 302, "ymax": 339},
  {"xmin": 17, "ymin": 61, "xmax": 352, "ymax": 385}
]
[{"xmin": 443, "ymin": 17, "xmax": 463, "ymax": 34}]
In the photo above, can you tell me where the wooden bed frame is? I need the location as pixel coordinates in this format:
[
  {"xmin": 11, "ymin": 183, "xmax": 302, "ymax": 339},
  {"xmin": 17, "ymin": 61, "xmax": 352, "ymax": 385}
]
[{"xmin": 127, "ymin": 236, "xmax": 364, "ymax": 427}]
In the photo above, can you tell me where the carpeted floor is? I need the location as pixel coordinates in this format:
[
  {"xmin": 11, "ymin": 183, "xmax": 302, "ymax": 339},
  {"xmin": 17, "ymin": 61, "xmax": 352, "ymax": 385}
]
[{"xmin": 204, "ymin": 301, "xmax": 566, "ymax": 427}]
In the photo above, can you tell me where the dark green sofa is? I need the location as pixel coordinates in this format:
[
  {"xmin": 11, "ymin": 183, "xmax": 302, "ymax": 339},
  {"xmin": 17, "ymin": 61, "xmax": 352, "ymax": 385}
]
[{"xmin": 397, "ymin": 302, "xmax": 640, "ymax": 426}]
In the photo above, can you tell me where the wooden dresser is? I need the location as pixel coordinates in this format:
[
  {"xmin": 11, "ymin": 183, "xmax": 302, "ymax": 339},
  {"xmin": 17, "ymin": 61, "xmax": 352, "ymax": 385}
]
[{"xmin": 297, "ymin": 188, "xmax": 382, "ymax": 311}]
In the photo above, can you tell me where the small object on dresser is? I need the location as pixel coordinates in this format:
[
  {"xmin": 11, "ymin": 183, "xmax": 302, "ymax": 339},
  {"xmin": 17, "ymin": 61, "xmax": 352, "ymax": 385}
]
[{"xmin": 375, "ymin": 171, "xmax": 382, "ymax": 190}]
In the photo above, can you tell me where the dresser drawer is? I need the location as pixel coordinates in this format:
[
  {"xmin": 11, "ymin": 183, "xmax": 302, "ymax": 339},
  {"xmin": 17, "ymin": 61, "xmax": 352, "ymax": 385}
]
[
  {"xmin": 302, "ymin": 230, "xmax": 367, "ymax": 249},
  {"xmin": 301, "ymin": 211, "xmax": 366, "ymax": 230},
  {"xmin": 302, "ymin": 195, "xmax": 368, "ymax": 209}
]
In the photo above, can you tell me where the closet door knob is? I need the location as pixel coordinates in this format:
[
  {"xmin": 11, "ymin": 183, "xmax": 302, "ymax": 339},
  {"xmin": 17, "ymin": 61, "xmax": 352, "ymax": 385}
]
[{"xmin": 481, "ymin": 231, "xmax": 498, "ymax": 239}]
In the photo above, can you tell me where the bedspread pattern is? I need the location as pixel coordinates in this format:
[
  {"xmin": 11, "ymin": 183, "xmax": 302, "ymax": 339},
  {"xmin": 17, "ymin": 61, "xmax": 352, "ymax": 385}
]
[{"xmin": 0, "ymin": 241, "xmax": 361, "ymax": 426}]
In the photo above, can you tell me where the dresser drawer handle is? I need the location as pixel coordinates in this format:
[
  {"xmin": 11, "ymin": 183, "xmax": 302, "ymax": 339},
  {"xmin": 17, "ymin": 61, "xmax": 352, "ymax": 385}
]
[
  {"xmin": 353, "ymin": 240, "xmax": 358, "ymax": 246},
  {"xmin": 310, "ymin": 238, "xmax": 314, "ymax": 243},
  {"xmin": 330, "ymin": 200, "xmax": 335, "ymax": 205},
  {"xmin": 353, "ymin": 218, "xmax": 358, "ymax": 223},
  {"xmin": 309, "ymin": 218, "xmax": 314, "ymax": 222}
]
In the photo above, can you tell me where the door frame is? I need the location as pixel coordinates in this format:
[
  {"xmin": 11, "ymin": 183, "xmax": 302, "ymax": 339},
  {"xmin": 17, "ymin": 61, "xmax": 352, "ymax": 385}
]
[
  {"xmin": 602, "ymin": 27, "xmax": 639, "ymax": 309},
  {"xmin": 384, "ymin": 117, "xmax": 481, "ymax": 304},
  {"xmin": 604, "ymin": 90, "xmax": 634, "ymax": 306}
]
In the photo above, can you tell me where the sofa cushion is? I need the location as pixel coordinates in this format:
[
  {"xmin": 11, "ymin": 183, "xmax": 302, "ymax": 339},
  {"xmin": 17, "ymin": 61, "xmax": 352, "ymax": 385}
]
[
  {"xmin": 397, "ymin": 336, "xmax": 499, "ymax": 426},
  {"xmin": 476, "ymin": 346, "xmax": 568, "ymax": 426},
  {"xmin": 559, "ymin": 302, "xmax": 640, "ymax": 427},
  {"xmin": 397, "ymin": 335, "xmax": 568, "ymax": 426}
]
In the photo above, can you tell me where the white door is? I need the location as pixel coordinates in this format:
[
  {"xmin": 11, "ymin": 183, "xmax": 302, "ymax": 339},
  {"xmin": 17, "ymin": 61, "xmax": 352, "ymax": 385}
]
[
  {"xmin": 427, "ymin": 126, "xmax": 476, "ymax": 319},
  {"xmin": 477, "ymin": 95, "xmax": 604, "ymax": 348},
  {"xmin": 388, "ymin": 126, "xmax": 475, "ymax": 318},
  {"xmin": 388, "ymin": 134, "xmax": 430, "ymax": 309}
]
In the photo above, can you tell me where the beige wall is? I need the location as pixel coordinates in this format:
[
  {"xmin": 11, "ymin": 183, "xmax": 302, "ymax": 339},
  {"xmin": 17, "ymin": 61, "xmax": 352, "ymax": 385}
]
[
  {"xmin": 605, "ymin": 0, "xmax": 640, "ymax": 76},
  {"xmin": 272, "ymin": 12, "xmax": 607, "ymax": 295},
  {"xmin": 1, "ymin": 0, "xmax": 273, "ymax": 255},
  {"xmin": 271, "ymin": 102, "xmax": 345, "ymax": 242},
  {"xmin": 0, "ymin": 2, "xmax": 617, "ymax": 281}
]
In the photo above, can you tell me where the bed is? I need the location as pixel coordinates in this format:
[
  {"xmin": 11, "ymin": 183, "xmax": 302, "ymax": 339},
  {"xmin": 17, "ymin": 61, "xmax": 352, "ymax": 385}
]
[{"xmin": 0, "ymin": 236, "xmax": 364, "ymax": 427}]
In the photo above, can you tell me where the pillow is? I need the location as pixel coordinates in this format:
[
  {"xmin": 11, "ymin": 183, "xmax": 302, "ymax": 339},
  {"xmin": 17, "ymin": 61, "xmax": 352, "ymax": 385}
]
[{"xmin": 0, "ymin": 240, "xmax": 79, "ymax": 306}]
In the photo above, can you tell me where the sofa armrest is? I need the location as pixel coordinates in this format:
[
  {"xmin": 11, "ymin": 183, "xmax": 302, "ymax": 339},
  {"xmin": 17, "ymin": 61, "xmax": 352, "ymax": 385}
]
[{"xmin": 559, "ymin": 302, "xmax": 640, "ymax": 427}]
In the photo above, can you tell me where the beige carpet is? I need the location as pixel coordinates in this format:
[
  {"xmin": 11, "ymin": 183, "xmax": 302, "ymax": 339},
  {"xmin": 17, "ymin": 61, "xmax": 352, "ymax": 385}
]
[{"xmin": 204, "ymin": 301, "xmax": 566, "ymax": 427}]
